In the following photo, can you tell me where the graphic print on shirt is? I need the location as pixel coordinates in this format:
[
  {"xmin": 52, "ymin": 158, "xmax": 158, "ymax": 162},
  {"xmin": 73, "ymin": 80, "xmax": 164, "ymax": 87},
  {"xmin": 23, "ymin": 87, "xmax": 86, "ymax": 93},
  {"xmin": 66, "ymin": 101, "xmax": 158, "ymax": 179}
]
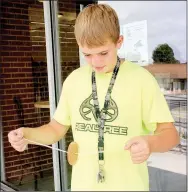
[{"xmin": 76, "ymin": 94, "xmax": 128, "ymax": 136}]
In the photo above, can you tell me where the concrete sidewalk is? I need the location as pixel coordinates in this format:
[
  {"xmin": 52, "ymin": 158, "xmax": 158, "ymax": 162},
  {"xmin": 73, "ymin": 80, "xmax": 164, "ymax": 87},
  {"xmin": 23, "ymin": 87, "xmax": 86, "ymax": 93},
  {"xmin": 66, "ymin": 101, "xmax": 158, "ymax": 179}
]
[
  {"xmin": 148, "ymin": 151, "xmax": 186, "ymax": 191},
  {"xmin": 149, "ymin": 167, "xmax": 186, "ymax": 191}
]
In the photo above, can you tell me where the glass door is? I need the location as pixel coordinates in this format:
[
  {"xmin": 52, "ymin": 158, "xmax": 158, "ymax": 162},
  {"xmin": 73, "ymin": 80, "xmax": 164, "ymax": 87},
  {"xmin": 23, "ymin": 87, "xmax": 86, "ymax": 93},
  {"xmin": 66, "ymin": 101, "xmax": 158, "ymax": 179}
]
[{"xmin": 1, "ymin": 0, "xmax": 55, "ymax": 190}]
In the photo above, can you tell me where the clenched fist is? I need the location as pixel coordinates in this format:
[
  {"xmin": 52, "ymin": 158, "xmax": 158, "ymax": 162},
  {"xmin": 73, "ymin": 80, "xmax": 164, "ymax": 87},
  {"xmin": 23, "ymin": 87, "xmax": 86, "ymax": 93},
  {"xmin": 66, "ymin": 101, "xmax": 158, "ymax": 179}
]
[
  {"xmin": 8, "ymin": 128, "xmax": 28, "ymax": 152},
  {"xmin": 124, "ymin": 136, "xmax": 151, "ymax": 164}
]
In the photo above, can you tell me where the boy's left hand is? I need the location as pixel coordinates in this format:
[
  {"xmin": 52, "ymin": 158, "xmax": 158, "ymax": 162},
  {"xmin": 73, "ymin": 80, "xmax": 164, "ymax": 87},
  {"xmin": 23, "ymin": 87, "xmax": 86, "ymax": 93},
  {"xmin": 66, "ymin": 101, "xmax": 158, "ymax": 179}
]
[{"xmin": 124, "ymin": 136, "xmax": 151, "ymax": 164}]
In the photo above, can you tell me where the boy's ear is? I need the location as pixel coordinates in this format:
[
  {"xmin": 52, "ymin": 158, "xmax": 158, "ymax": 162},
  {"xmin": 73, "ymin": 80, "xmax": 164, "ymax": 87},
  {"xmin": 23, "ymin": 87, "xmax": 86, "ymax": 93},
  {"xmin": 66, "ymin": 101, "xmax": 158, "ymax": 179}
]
[{"xmin": 116, "ymin": 35, "xmax": 124, "ymax": 49}]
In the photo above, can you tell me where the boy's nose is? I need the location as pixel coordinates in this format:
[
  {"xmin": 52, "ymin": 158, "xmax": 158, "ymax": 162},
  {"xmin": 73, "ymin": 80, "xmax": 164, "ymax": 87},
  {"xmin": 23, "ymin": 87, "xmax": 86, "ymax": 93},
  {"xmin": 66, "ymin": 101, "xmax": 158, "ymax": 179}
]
[{"xmin": 91, "ymin": 56, "xmax": 102, "ymax": 67}]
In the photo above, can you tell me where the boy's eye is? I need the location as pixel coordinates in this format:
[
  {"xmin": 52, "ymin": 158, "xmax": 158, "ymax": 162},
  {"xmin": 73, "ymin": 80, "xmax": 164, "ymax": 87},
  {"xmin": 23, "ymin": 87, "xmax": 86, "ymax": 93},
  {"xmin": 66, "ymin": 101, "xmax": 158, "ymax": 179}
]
[
  {"xmin": 100, "ymin": 52, "xmax": 108, "ymax": 56},
  {"xmin": 84, "ymin": 52, "xmax": 108, "ymax": 57}
]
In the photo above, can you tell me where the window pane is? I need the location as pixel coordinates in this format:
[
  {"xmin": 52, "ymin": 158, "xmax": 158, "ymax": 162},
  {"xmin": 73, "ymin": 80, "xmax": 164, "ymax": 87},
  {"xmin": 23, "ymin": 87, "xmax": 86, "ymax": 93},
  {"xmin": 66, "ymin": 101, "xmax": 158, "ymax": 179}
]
[{"xmin": 1, "ymin": 0, "xmax": 54, "ymax": 190}]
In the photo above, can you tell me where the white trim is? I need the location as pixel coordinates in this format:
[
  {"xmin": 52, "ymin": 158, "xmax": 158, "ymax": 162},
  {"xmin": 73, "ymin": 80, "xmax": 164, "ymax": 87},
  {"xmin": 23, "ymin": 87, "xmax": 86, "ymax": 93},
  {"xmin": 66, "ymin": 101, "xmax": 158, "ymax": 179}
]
[
  {"xmin": 50, "ymin": 1, "xmax": 69, "ymax": 191},
  {"xmin": 0, "ymin": 183, "xmax": 16, "ymax": 191},
  {"xmin": 79, "ymin": 4, "xmax": 85, "ymax": 67},
  {"xmin": 43, "ymin": 1, "xmax": 61, "ymax": 191},
  {"xmin": 0, "ymin": 109, "xmax": 5, "ymax": 181},
  {"xmin": 186, "ymin": 0, "xmax": 188, "ymax": 189}
]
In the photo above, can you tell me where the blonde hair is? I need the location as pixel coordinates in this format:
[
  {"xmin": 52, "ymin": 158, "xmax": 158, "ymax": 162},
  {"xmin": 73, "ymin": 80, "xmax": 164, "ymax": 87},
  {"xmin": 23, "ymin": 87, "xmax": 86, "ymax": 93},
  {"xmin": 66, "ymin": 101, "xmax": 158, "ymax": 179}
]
[{"xmin": 74, "ymin": 4, "xmax": 120, "ymax": 48}]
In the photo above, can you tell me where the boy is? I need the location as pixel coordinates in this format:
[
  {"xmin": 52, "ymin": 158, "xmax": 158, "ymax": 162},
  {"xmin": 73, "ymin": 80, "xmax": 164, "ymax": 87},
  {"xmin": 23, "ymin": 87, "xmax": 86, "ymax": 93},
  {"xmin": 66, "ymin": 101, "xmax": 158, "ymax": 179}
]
[{"xmin": 8, "ymin": 4, "xmax": 179, "ymax": 191}]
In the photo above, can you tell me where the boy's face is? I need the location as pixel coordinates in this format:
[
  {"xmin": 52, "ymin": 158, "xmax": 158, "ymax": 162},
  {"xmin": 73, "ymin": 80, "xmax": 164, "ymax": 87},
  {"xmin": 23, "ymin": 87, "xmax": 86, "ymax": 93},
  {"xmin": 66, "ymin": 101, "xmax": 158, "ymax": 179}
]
[{"xmin": 79, "ymin": 36, "xmax": 123, "ymax": 73}]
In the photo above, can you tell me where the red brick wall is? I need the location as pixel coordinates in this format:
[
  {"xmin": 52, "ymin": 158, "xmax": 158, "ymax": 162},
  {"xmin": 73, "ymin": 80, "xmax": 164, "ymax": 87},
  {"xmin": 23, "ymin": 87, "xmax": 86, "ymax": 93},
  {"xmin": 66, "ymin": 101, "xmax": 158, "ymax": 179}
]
[
  {"xmin": 1, "ymin": 0, "xmax": 79, "ymax": 182},
  {"xmin": 1, "ymin": 0, "xmax": 52, "ymax": 181},
  {"xmin": 58, "ymin": 1, "xmax": 80, "ymax": 81}
]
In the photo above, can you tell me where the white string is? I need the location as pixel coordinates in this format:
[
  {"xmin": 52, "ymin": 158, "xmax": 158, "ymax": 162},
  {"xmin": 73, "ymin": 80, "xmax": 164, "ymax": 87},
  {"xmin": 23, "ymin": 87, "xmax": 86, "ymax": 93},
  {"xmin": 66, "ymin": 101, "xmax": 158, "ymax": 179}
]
[
  {"xmin": 24, "ymin": 138, "xmax": 104, "ymax": 156},
  {"xmin": 24, "ymin": 138, "xmax": 68, "ymax": 153}
]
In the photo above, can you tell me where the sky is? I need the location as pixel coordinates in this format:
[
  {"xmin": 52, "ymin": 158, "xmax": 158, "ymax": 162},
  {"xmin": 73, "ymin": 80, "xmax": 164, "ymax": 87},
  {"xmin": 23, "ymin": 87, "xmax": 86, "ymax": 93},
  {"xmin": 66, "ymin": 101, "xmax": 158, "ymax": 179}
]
[{"xmin": 99, "ymin": 1, "xmax": 186, "ymax": 63}]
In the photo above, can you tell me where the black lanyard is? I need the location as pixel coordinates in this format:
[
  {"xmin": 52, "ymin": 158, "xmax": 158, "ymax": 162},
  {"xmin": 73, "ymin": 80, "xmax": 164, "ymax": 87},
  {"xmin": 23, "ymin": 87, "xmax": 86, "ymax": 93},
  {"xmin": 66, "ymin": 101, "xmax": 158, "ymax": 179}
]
[{"xmin": 91, "ymin": 56, "xmax": 121, "ymax": 182}]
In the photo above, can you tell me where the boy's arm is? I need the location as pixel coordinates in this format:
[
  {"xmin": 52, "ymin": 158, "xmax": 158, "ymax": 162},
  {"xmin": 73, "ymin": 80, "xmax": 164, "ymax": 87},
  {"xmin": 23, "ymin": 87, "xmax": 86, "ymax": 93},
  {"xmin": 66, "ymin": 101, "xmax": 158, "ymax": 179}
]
[
  {"xmin": 22, "ymin": 119, "xmax": 70, "ymax": 145},
  {"xmin": 124, "ymin": 122, "xmax": 180, "ymax": 164},
  {"xmin": 147, "ymin": 122, "xmax": 180, "ymax": 152},
  {"xmin": 125, "ymin": 122, "xmax": 180, "ymax": 153}
]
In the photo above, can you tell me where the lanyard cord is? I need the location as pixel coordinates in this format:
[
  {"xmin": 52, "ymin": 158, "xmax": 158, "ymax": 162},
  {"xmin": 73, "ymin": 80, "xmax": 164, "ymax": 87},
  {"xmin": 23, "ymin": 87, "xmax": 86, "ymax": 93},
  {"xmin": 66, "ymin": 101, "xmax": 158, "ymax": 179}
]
[{"xmin": 91, "ymin": 56, "xmax": 121, "ymax": 162}]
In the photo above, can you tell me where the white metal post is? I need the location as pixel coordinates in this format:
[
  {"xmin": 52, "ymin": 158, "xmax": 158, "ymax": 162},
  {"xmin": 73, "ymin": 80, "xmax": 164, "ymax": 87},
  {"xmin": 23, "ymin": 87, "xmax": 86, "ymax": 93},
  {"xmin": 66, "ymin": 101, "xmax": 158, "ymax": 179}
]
[
  {"xmin": 0, "ymin": 111, "xmax": 5, "ymax": 181},
  {"xmin": 43, "ymin": 1, "xmax": 61, "ymax": 191}
]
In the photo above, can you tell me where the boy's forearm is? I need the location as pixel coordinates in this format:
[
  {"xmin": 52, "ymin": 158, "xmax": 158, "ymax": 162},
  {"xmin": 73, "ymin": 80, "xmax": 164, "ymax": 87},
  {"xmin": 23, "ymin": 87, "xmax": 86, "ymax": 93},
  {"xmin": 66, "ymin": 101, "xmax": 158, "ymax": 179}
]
[
  {"xmin": 148, "ymin": 128, "xmax": 180, "ymax": 153},
  {"xmin": 22, "ymin": 124, "xmax": 61, "ymax": 145}
]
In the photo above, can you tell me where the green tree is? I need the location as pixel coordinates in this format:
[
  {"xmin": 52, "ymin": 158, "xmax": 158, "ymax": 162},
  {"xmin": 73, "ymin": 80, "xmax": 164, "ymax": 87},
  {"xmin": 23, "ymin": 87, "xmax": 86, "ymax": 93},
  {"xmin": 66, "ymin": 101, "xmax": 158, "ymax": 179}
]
[{"xmin": 152, "ymin": 43, "xmax": 180, "ymax": 63}]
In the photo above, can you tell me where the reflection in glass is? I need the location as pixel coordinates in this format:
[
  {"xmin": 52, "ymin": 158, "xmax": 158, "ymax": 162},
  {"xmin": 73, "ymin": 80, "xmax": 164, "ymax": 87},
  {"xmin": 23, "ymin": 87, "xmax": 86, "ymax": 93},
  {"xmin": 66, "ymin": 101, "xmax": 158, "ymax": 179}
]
[{"xmin": 1, "ymin": 0, "xmax": 54, "ymax": 190}]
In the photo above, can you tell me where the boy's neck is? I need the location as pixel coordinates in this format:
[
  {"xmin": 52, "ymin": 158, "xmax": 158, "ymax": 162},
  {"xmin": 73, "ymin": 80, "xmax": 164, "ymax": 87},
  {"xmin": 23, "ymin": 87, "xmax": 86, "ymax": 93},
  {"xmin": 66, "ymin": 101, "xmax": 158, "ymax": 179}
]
[{"xmin": 105, "ymin": 59, "xmax": 124, "ymax": 73}]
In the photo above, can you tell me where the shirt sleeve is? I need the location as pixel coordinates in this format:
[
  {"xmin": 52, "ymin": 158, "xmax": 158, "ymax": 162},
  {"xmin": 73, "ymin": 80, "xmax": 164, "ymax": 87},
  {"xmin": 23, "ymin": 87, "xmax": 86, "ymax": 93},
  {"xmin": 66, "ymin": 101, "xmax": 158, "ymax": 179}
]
[
  {"xmin": 52, "ymin": 78, "xmax": 71, "ymax": 126},
  {"xmin": 141, "ymin": 71, "xmax": 174, "ymax": 133}
]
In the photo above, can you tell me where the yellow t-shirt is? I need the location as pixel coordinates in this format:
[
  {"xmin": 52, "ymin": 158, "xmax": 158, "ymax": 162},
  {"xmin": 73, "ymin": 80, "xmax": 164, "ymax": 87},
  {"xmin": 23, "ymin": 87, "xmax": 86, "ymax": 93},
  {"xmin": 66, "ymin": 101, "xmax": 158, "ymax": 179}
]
[{"xmin": 53, "ymin": 60, "xmax": 174, "ymax": 191}]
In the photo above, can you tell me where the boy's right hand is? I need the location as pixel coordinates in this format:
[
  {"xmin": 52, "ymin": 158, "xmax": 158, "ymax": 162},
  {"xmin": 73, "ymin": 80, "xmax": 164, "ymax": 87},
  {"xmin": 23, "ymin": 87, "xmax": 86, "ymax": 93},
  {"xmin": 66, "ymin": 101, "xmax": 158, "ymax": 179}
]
[{"xmin": 8, "ymin": 128, "xmax": 28, "ymax": 152}]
